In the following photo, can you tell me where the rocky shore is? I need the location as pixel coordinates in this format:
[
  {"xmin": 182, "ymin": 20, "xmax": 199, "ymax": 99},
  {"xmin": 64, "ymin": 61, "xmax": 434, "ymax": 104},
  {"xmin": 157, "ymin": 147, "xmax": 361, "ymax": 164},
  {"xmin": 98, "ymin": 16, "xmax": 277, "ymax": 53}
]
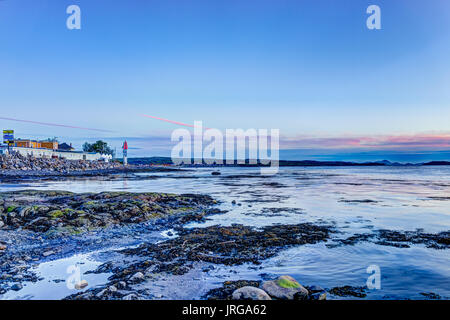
[
  {"xmin": 0, "ymin": 154, "xmax": 182, "ymax": 182},
  {"xmin": 64, "ymin": 222, "xmax": 333, "ymax": 300},
  {"xmin": 0, "ymin": 190, "xmax": 219, "ymax": 295},
  {"xmin": 1, "ymin": 188, "xmax": 448, "ymax": 300},
  {"xmin": 1, "ymin": 153, "xmax": 122, "ymax": 172},
  {"xmin": 0, "ymin": 190, "xmax": 217, "ymax": 235}
]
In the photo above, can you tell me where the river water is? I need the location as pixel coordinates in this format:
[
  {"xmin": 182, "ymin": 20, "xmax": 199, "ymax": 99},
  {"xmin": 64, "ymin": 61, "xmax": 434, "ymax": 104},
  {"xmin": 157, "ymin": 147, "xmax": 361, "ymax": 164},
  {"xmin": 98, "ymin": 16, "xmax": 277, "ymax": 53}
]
[{"xmin": 1, "ymin": 166, "xmax": 449, "ymax": 299}]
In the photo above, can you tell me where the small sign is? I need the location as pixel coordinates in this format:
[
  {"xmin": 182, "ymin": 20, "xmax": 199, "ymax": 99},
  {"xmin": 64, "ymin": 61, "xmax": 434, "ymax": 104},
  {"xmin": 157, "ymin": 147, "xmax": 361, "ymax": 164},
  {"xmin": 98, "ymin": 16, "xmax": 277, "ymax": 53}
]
[{"xmin": 3, "ymin": 130, "xmax": 14, "ymax": 145}]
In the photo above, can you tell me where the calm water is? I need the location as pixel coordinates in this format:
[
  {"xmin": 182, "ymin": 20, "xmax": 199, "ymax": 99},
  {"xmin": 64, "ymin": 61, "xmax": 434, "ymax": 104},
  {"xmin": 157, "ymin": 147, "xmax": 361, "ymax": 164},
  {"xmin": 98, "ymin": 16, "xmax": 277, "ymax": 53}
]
[{"xmin": 1, "ymin": 166, "xmax": 449, "ymax": 299}]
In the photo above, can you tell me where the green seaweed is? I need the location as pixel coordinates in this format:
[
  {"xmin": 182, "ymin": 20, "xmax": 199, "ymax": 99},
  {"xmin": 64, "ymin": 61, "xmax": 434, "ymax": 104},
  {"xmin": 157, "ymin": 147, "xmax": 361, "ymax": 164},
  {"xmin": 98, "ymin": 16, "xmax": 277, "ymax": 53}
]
[
  {"xmin": 277, "ymin": 278, "xmax": 300, "ymax": 289},
  {"xmin": 6, "ymin": 206, "xmax": 16, "ymax": 213},
  {"xmin": 49, "ymin": 210, "xmax": 64, "ymax": 219}
]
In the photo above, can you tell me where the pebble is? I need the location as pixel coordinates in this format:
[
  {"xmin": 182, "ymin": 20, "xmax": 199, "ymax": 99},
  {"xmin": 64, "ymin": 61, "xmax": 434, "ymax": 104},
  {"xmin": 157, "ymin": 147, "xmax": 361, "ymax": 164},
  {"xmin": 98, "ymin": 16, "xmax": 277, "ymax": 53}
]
[
  {"xmin": 74, "ymin": 280, "xmax": 88, "ymax": 290},
  {"xmin": 42, "ymin": 250, "xmax": 55, "ymax": 257},
  {"xmin": 129, "ymin": 272, "xmax": 145, "ymax": 283},
  {"xmin": 122, "ymin": 293, "xmax": 141, "ymax": 300},
  {"xmin": 108, "ymin": 285, "xmax": 118, "ymax": 292},
  {"xmin": 310, "ymin": 291, "xmax": 327, "ymax": 300}
]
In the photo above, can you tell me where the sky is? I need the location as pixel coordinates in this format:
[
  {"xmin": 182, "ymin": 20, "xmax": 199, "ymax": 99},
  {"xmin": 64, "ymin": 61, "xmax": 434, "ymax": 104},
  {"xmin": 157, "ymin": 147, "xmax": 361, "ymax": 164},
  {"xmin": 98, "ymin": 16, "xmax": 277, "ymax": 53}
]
[{"xmin": 0, "ymin": 0, "xmax": 449, "ymax": 161}]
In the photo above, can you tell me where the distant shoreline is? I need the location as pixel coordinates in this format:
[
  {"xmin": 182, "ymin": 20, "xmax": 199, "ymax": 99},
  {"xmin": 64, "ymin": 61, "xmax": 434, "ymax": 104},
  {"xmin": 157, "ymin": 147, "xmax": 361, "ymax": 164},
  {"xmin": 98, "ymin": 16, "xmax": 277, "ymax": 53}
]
[
  {"xmin": 126, "ymin": 157, "xmax": 450, "ymax": 167},
  {"xmin": 1, "ymin": 154, "xmax": 450, "ymax": 184}
]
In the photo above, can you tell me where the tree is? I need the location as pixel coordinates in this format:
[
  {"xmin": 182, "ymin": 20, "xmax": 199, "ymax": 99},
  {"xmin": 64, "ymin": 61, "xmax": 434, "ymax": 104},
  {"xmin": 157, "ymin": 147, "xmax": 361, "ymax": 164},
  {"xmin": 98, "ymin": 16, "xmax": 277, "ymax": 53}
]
[{"xmin": 83, "ymin": 140, "xmax": 114, "ymax": 156}]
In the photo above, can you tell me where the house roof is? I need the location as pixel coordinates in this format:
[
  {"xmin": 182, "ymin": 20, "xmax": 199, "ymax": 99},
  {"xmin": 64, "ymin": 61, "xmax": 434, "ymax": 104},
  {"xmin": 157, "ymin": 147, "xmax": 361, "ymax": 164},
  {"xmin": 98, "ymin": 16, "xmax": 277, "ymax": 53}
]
[{"xmin": 58, "ymin": 143, "xmax": 74, "ymax": 150}]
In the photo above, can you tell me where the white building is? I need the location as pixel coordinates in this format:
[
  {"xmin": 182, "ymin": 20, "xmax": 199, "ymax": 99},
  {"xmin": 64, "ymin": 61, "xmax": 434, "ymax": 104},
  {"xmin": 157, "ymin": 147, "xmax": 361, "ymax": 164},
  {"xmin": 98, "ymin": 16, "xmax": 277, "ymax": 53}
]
[{"xmin": 0, "ymin": 146, "xmax": 112, "ymax": 162}]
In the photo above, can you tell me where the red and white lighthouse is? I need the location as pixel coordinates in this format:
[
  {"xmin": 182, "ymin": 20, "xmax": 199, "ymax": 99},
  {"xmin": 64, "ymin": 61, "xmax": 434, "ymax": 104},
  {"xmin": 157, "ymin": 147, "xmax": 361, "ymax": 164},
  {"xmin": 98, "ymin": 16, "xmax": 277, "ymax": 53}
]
[{"xmin": 122, "ymin": 140, "xmax": 128, "ymax": 166}]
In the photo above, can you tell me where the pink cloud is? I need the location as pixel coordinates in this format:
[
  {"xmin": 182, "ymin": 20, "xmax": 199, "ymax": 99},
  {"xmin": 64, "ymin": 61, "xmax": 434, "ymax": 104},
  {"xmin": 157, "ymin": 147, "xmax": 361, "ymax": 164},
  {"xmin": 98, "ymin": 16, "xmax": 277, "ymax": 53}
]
[{"xmin": 280, "ymin": 133, "xmax": 450, "ymax": 150}]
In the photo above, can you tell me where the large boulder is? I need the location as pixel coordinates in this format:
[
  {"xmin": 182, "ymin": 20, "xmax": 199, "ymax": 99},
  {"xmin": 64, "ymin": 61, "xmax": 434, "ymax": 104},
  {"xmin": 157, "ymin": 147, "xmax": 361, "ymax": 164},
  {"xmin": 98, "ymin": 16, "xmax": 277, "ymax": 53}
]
[
  {"xmin": 232, "ymin": 286, "xmax": 272, "ymax": 300},
  {"xmin": 262, "ymin": 275, "xmax": 309, "ymax": 300}
]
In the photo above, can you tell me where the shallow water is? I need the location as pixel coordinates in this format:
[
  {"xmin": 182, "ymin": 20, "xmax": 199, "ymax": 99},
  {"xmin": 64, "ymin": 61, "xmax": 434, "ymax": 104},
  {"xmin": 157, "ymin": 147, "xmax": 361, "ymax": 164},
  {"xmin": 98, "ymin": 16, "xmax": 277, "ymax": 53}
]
[{"xmin": 1, "ymin": 166, "xmax": 449, "ymax": 299}]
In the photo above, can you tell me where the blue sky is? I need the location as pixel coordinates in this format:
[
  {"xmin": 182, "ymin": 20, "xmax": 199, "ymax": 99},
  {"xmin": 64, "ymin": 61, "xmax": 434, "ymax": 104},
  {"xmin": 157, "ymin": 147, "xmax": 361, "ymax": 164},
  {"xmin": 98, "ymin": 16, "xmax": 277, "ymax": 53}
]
[{"xmin": 0, "ymin": 0, "xmax": 449, "ymax": 161}]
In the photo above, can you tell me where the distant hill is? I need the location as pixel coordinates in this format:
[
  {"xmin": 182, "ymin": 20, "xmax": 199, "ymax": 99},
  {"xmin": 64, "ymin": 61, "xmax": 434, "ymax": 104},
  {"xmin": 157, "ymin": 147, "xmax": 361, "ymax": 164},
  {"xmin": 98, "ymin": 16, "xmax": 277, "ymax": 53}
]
[
  {"xmin": 123, "ymin": 157, "xmax": 450, "ymax": 167},
  {"xmin": 423, "ymin": 161, "xmax": 450, "ymax": 166}
]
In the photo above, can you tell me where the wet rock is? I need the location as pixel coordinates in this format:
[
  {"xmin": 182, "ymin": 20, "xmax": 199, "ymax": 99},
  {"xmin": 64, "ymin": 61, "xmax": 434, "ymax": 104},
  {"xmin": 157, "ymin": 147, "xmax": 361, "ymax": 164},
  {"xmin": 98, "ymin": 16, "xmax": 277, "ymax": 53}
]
[
  {"xmin": 205, "ymin": 280, "xmax": 262, "ymax": 300},
  {"xmin": 310, "ymin": 291, "xmax": 327, "ymax": 300},
  {"xmin": 232, "ymin": 286, "xmax": 272, "ymax": 300},
  {"xmin": 329, "ymin": 286, "xmax": 367, "ymax": 298},
  {"xmin": 420, "ymin": 292, "xmax": 441, "ymax": 300},
  {"xmin": 75, "ymin": 280, "xmax": 89, "ymax": 290},
  {"xmin": 339, "ymin": 199, "xmax": 379, "ymax": 204},
  {"xmin": 86, "ymin": 261, "xmax": 114, "ymax": 274},
  {"xmin": 96, "ymin": 289, "xmax": 108, "ymax": 298},
  {"xmin": 129, "ymin": 272, "xmax": 145, "ymax": 283},
  {"xmin": 11, "ymin": 283, "xmax": 23, "ymax": 291},
  {"xmin": 42, "ymin": 250, "xmax": 55, "ymax": 257},
  {"xmin": 116, "ymin": 281, "xmax": 127, "ymax": 289},
  {"xmin": 262, "ymin": 276, "xmax": 309, "ymax": 300},
  {"xmin": 308, "ymin": 285, "xmax": 325, "ymax": 293},
  {"xmin": 108, "ymin": 285, "xmax": 117, "ymax": 292},
  {"xmin": 122, "ymin": 293, "xmax": 142, "ymax": 300}
]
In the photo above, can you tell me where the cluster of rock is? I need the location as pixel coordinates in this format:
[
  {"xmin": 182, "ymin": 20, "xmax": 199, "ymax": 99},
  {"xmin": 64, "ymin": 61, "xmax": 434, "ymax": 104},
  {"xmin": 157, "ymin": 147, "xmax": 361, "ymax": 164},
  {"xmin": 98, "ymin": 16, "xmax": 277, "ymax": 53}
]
[
  {"xmin": 229, "ymin": 276, "xmax": 327, "ymax": 300},
  {"xmin": 111, "ymin": 223, "xmax": 332, "ymax": 278},
  {"xmin": 65, "ymin": 275, "xmax": 147, "ymax": 300},
  {"xmin": 0, "ymin": 190, "xmax": 215, "ymax": 234},
  {"xmin": 64, "ymin": 222, "xmax": 332, "ymax": 300},
  {"xmin": 0, "ymin": 153, "xmax": 121, "ymax": 172}
]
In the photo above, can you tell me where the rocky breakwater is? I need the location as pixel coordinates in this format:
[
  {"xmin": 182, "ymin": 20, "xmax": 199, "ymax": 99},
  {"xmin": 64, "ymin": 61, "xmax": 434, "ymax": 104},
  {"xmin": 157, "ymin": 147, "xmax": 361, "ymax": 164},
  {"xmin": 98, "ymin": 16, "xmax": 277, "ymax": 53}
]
[
  {"xmin": 0, "ymin": 153, "xmax": 122, "ymax": 173},
  {"xmin": 0, "ymin": 190, "xmax": 217, "ymax": 235}
]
